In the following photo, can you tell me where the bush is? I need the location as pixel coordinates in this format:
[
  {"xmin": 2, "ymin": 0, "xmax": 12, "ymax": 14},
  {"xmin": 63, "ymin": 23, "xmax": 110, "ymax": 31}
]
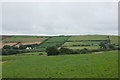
[
  {"xmin": 73, "ymin": 49, "xmax": 81, "ymax": 54},
  {"xmin": 39, "ymin": 53, "xmax": 43, "ymax": 55},
  {"xmin": 109, "ymin": 44, "xmax": 115, "ymax": 49},
  {"xmin": 59, "ymin": 47, "xmax": 82, "ymax": 54},
  {"xmin": 80, "ymin": 48, "xmax": 89, "ymax": 54},
  {"xmin": 2, "ymin": 49, "xmax": 19, "ymax": 55},
  {"xmin": 3, "ymin": 45, "xmax": 11, "ymax": 49},
  {"xmin": 59, "ymin": 47, "xmax": 74, "ymax": 54},
  {"xmin": 46, "ymin": 46, "xmax": 59, "ymax": 56},
  {"xmin": 19, "ymin": 45, "xmax": 27, "ymax": 49},
  {"xmin": 46, "ymin": 47, "xmax": 90, "ymax": 56},
  {"xmin": 89, "ymin": 49, "xmax": 100, "ymax": 52}
]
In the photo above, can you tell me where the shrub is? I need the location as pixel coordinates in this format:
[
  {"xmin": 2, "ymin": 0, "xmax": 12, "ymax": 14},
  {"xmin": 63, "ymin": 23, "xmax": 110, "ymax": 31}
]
[
  {"xmin": 109, "ymin": 44, "xmax": 115, "ymax": 49},
  {"xmin": 39, "ymin": 53, "xmax": 43, "ymax": 55},
  {"xmin": 59, "ymin": 47, "xmax": 74, "ymax": 54},
  {"xmin": 2, "ymin": 49, "xmax": 19, "ymax": 55},
  {"xmin": 19, "ymin": 45, "xmax": 27, "ymax": 49},
  {"xmin": 73, "ymin": 49, "xmax": 81, "ymax": 54},
  {"xmin": 3, "ymin": 45, "xmax": 11, "ymax": 49},
  {"xmin": 80, "ymin": 48, "xmax": 89, "ymax": 54},
  {"xmin": 59, "ymin": 47, "xmax": 81, "ymax": 54},
  {"xmin": 46, "ymin": 46, "xmax": 59, "ymax": 56},
  {"xmin": 89, "ymin": 49, "xmax": 100, "ymax": 52}
]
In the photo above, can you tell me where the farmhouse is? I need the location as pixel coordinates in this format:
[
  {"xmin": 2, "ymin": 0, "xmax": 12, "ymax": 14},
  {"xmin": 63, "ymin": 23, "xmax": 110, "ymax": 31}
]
[{"xmin": 23, "ymin": 44, "xmax": 38, "ymax": 49}]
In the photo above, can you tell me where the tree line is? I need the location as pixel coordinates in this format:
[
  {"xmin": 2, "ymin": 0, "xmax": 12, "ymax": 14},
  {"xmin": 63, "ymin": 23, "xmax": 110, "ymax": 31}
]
[{"xmin": 2, "ymin": 45, "xmax": 35, "ymax": 55}]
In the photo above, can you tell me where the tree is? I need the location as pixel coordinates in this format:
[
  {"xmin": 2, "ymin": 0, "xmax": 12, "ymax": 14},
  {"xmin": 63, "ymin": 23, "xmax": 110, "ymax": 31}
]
[
  {"xmin": 106, "ymin": 36, "xmax": 111, "ymax": 43},
  {"xmin": 3, "ymin": 45, "xmax": 11, "ymax": 49},
  {"xmin": 80, "ymin": 48, "xmax": 89, "ymax": 54},
  {"xmin": 108, "ymin": 44, "xmax": 115, "ymax": 49},
  {"xmin": 46, "ymin": 46, "xmax": 59, "ymax": 56},
  {"xmin": 99, "ymin": 41, "xmax": 108, "ymax": 49},
  {"xmin": 99, "ymin": 41, "xmax": 115, "ymax": 50},
  {"xmin": 19, "ymin": 45, "xmax": 27, "ymax": 49},
  {"xmin": 12, "ymin": 46, "xmax": 19, "ymax": 49},
  {"xmin": 59, "ymin": 47, "xmax": 73, "ymax": 54}
]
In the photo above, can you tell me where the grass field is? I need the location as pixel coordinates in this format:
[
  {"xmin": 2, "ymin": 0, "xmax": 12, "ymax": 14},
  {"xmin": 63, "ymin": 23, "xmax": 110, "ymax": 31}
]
[
  {"xmin": 62, "ymin": 35, "xmax": 119, "ymax": 50},
  {"xmin": 2, "ymin": 50, "xmax": 118, "ymax": 78},
  {"xmin": 109, "ymin": 36, "xmax": 119, "ymax": 45},
  {"xmin": 68, "ymin": 35, "xmax": 108, "ymax": 41},
  {"xmin": 36, "ymin": 36, "xmax": 69, "ymax": 50},
  {"xmin": 45, "ymin": 36, "xmax": 70, "ymax": 42},
  {"xmin": 63, "ymin": 42, "xmax": 100, "ymax": 47},
  {"xmin": 67, "ymin": 35, "xmax": 119, "ymax": 44},
  {"xmin": 1, "ymin": 35, "xmax": 119, "ymax": 51}
]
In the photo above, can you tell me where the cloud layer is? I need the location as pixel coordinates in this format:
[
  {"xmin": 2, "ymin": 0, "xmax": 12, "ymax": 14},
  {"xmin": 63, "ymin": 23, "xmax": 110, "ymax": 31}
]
[{"xmin": 2, "ymin": 2, "xmax": 118, "ymax": 35}]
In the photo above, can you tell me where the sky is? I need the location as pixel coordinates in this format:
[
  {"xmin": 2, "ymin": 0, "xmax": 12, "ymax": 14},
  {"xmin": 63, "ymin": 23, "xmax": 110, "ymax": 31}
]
[{"xmin": 1, "ymin": 2, "xmax": 118, "ymax": 36}]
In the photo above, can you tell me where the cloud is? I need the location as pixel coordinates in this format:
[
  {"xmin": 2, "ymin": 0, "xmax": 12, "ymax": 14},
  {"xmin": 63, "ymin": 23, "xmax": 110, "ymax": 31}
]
[{"xmin": 2, "ymin": 2, "xmax": 118, "ymax": 35}]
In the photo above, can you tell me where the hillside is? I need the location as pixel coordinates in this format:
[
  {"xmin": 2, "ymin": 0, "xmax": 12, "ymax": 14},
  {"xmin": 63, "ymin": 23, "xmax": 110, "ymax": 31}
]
[
  {"xmin": 2, "ymin": 50, "xmax": 118, "ymax": 78},
  {"xmin": 1, "ymin": 35, "xmax": 119, "ymax": 51}
]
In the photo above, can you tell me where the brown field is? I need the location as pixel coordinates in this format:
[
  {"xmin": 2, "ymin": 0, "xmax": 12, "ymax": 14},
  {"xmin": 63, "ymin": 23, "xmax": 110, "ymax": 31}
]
[
  {"xmin": 1, "ymin": 41, "xmax": 43, "ymax": 48},
  {"xmin": 0, "ymin": 43, "xmax": 2, "ymax": 48},
  {"xmin": 3, "ymin": 37, "xmax": 47, "ymax": 43},
  {"xmin": 1, "ymin": 36, "xmax": 48, "ymax": 48},
  {"xmin": 1, "ymin": 43, "xmax": 17, "ymax": 48}
]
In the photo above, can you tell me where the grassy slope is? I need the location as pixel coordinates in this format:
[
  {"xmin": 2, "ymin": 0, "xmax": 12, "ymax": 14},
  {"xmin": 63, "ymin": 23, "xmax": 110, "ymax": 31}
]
[{"xmin": 2, "ymin": 50, "xmax": 118, "ymax": 78}]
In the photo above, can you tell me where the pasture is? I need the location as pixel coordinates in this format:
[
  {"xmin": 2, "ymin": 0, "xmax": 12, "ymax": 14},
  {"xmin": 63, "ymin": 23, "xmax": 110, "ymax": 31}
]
[
  {"xmin": 36, "ymin": 36, "xmax": 69, "ymax": 50},
  {"xmin": 1, "ymin": 35, "xmax": 119, "ymax": 51},
  {"xmin": 68, "ymin": 35, "xmax": 107, "ymax": 41},
  {"xmin": 2, "ymin": 50, "xmax": 118, "ymax": 78},
  {"xmin": 109, "ymin": 36, "xmax": 119, "ymax": 45},
  {"xmin": 63, "ymin": 35, "xmax": 119, "ymax": 50},
  {"xmin": 63, "ymin": 42, "xmax": 100, "ymax": 47}
]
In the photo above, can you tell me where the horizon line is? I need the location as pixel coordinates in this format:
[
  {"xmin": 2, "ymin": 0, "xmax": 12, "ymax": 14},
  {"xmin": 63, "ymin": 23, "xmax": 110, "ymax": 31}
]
[{"xmin": 0, "ymin": 34, "xmax": 119, "ymax": 36}]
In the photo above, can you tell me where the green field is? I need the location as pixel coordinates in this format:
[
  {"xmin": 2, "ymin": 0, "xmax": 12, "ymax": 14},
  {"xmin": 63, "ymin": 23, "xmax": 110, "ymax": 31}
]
[
  {"xmin": 45, "ymin": 36, "xmax": 70, "ymax": 42},
  {"xmin": 63, "ymin": 42, "xmax": 100, "ymax": 47},
  {"xmin": 2, "ymin": 50, "xmax": 118, "ymax": 78},
  {"xmin": 2, "ymin": 35, "xmax": 119, "ymax": 51},
  {"xmin": 68, "ymin": 35, "xmax": 108, "ymax": 41},
  {"xmin": 62, "ymin": 35, "xmax": 119, "ymax": 50},
  {"xmin": 36, "ymin": 36, "xmax": 69, "ymax": 50},
  {"xmin": 109, "ymin": 36, "xmax": 119, "ymax": 45}
]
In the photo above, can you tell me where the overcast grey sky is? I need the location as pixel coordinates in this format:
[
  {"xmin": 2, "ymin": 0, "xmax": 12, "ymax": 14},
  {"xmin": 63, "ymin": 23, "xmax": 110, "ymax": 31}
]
[{"xmin": 1, "ymin": 2, "xmax": 118, "ymax": 35}]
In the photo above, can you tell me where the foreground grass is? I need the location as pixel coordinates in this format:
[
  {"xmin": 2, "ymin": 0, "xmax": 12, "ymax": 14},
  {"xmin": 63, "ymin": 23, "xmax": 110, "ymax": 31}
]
[{"xmin": 2, "ymin": 50, "xmax": 118, "ymax": 78}]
